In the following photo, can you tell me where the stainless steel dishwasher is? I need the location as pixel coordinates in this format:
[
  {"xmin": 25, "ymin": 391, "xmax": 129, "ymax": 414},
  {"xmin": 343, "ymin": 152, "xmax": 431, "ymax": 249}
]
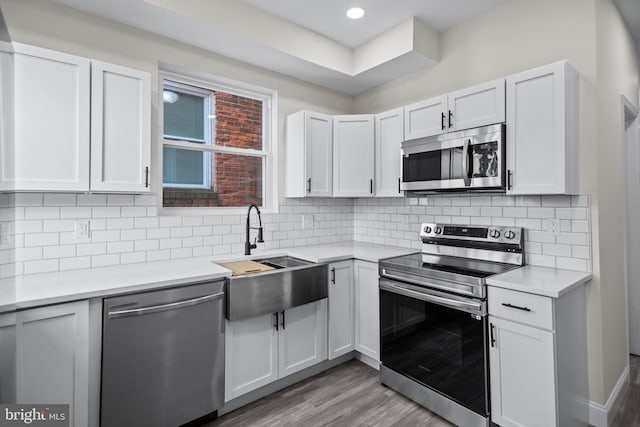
[{"xmin": 101, "ymin": 280, "xmax": 225, "ymax": 427}]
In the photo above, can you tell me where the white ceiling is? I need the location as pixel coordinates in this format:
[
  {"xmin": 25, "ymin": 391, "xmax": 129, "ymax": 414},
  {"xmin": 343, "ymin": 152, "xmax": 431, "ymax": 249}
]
[
  {"xmin": 243, "ymin": 0, "xmax": 509, "ymax": 48},
  {"xmin": 614, "ymin": 0, "xmax": 640, "ymax": 43},
  {"xmin": 46, "ymin": 0, "xmax": 510, "ymax": 94}
]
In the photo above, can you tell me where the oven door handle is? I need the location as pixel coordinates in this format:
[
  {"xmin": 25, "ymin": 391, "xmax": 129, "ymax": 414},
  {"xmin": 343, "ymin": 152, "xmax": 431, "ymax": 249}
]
[{"xmin": 380, "ymin": 280, "xmax": 483, "ymax": 314}]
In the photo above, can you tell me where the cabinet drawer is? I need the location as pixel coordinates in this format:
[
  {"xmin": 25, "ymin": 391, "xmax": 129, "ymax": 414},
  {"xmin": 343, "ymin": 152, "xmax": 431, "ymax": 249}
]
[{"xmin": 488, "ymin": 286, "xmax": 553, "ymax": 330}]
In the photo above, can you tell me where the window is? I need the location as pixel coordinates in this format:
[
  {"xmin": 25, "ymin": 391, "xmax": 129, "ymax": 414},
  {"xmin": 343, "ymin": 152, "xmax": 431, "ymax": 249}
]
[{"xmin": 160, "ymin": 72, "xmax": 276, "ymax": 211}]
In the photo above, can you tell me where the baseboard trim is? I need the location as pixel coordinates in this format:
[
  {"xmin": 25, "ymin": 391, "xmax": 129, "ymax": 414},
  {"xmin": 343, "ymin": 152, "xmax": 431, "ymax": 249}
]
[
  {"xmin": 589, "ymin": 364, "xmax": 630, "ymax": 427},
  {"xmin": 354, "ymin": 352, "xmax": 379, "ymax": 370}
]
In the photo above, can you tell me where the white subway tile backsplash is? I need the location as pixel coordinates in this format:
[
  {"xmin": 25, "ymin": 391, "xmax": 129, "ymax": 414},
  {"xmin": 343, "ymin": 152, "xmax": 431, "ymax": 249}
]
[
  {"xmin": 3, "ymin": 193, "xmax": 590, "ymax": 277},
  {"xmin": 77, "ymin": 194, "xmax": 107, "ymax": 206},
  {"xmin": 25, "ymin": 207, "xmax": 60, "ymax": 220},
  {"xmin": 25, "ymin": 233, "xmax": 59, "ymax": 247},
  {"xmin": 77, "ymin": 243, "xmax": 106, "ymax": 256},
  {"xmin": 15, "ymin": 193, "xmax": 44, "ymax": 207},
  {"xmin": 59, "ymin": 256, "xmax": 91, "ymax": 271}
]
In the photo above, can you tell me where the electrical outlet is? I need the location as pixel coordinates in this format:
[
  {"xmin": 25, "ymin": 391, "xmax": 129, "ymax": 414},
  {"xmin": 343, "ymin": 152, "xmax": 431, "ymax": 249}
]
[
  {"xmin": 0, "ymin": 223, "xmax": 10, "ymax": 248},
  {"xmin": 75, "ymin": 219, "xmax": 91, "ymax": 241},
  {"xmin": 302, "ymin": 214, "xmax": 314, "ymax": 229},
  {"xmin": 545, "ymin": 218, "xmax": 560, "ymax": 236}
]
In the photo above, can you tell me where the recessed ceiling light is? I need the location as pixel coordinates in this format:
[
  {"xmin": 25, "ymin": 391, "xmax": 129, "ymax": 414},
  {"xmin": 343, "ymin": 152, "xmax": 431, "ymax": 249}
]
[{"xmin": 346, "ymin": 7, "xmax": 365, "ymax": 20}]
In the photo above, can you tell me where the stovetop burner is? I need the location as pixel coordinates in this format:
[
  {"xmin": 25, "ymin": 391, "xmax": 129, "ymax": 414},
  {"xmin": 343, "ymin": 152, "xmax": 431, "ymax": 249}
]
[{"xmin": 379, "ymin": 223, "xmax": 525, "ymax": 299}]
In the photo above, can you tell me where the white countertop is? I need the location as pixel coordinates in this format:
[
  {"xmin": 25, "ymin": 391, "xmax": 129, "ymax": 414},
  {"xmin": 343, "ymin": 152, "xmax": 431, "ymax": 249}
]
[
  {"xmin": 0, "ymin": 242, "xmax": 416, "ymax": 312},
  {"xmin": 486, "ymin": 265, "xmax": 591, "ymax": 298}
]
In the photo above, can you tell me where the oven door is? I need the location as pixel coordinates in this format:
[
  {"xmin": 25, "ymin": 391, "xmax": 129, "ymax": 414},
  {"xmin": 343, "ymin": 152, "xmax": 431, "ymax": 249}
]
[
  {"xmin": 379, "ymin": 279, "xmax": 489, "ymax": 416},
  {"xmin": 400, "ymin": 139, "xmax": 451, "ymax": 191}
]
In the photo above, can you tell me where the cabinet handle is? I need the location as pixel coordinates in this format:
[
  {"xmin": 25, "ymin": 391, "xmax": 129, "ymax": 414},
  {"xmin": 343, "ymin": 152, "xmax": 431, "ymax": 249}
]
[
  {"xmin": 441, "ymin": 112, "xmax": 445, "ymax": 130},
  {"xmin": 274, "ymin": 312, "xmax": 279, "ymax": 331},
  {"xmin": 145, "ymin": 166, "xmax": 149, "ymax": 188},
  {"xmin": 307, "ymin": 178, "xmax": 311, "ymax": 193},
  {"xmin": 502, "ymin": 302, "xmax": 531, "ymax": 312},
  {"xmin": 398, "ymin": 177, "xmax": 401, "ymax": 193},
  {"xmin": 448, "ymin": 110, "xmax": 453, "ymax": 128},
  {"xmin": 281, "ymin": 310, "xmax": 285, "ymax": 329},
  {"xmin": 507, "ymin": 169, "xmax": 513, "ymax": 190},
  {"xmin": 331, "ymin": 267, "xmax": 336, "ymax": 284},
  {"xmin": 490, "ymin": 323, "xmax": 496, "ymax": 347},
  {"xmin": 370, "ymin": 179, "xmax": 373, "ymax": 194}
]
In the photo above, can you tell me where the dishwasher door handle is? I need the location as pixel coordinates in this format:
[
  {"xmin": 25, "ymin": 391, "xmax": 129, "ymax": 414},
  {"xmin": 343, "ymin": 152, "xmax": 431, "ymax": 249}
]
[{"xmin": 108, "ymin": 291, "xmax": 225, "ymax": 319}]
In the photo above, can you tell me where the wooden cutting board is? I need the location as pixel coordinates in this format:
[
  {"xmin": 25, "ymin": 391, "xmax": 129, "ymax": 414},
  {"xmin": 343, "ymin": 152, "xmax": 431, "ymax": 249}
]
[{"xmin": 219, "ymin": 260, "xmax": 275, "ymax": 276}]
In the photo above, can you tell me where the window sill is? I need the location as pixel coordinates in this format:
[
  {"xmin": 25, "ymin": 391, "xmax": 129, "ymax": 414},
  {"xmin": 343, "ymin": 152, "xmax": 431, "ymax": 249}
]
[{"xmin": 159, "ymin": 205, "xmax": 279, "ymax": 216}]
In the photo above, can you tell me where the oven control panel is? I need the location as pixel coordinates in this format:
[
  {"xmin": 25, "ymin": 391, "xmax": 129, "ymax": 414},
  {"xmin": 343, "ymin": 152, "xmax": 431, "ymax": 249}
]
[{"xmin": 420, "ymin": 223, "xmax": 522, "ymax": 244}]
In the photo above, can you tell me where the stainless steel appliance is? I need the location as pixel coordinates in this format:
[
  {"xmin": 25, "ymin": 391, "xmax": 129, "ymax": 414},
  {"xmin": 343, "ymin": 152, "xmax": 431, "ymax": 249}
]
[
  {"xmin": 101, "ymin": 280, "xmax": 225, "ymax": 427},
  {"xmin": 401, "ymin": 124, "xmax": 505, "ymax": 193},
  {"xmin": 379, "ymin": 223, "xmax": 524, "ymax": 427}
]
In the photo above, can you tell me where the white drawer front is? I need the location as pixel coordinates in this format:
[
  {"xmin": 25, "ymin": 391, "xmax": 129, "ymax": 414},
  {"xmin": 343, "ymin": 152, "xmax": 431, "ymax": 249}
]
[{"xmin": 488, "ymin": 286, "xmax": 553, "ymax": 330}]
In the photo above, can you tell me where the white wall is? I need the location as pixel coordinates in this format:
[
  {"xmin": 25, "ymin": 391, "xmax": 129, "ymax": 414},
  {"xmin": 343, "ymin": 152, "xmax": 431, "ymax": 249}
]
[{"xmin": 352, "ymin": 0, "xmax": 638, "ymax": 407}]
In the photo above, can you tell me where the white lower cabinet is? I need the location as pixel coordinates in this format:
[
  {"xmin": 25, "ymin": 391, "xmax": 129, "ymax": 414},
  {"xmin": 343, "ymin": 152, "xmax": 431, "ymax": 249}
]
[
  {"xmin": 489, "ymin": 316, "xmax": 556, "ymax": 427},
  {"xmin": 16, "ymin": 300, "xmax": 90, "ymax": 427},
  {"xmin": 328, "ymin": 261, "xmax": 355, "ymax": 359},
  {"xmin": 488, "ymin": 286, "xmax": 588, "ymax": 427},
  {"xmin": 225, "ymin": 300, "xmax": 327, "ymax": 401},
  {"xmin": 354, "ymin": 260, "xmax": 379, "ymax": 361},
  {"xmin": 0, "ymin": 312, "xmax": 16, "ymax": 404}
]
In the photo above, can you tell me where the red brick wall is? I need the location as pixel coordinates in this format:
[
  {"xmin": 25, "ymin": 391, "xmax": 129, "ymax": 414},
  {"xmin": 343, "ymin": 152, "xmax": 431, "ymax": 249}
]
[
  {"xmin": 213, "ymin": 92, "xmax": 263, "ymax": 207},
  {"xmin": 163, "ymin": 91, "xmax": 263, "ymax": 208}
]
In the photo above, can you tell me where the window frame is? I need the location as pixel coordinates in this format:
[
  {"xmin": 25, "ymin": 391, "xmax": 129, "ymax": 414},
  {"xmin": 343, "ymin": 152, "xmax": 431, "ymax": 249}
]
[
  {"xmin": 162, "ymin": 81, "xmax": 212, "ymax": 189},
  {"xmin": 157, "ymin": 68, "xmax": 278, "ymax": 215}
]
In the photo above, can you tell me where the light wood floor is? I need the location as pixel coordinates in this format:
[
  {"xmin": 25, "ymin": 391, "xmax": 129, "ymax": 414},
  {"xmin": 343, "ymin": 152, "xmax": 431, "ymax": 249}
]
[
  {"xmin": 207, "ymin": 359, "xmax": 453, "ymax": 427},
  {"xmin": 610, "ymin": 355, "xmax": 640, "ymax": 427},
  {"xmin": 210, "ymin": 355, "xmax": 640, "ymax": 427}
]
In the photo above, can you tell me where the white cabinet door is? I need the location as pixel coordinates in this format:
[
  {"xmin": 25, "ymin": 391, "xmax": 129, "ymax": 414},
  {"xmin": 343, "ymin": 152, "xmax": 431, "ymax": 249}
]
[
  {"xmin": 404, "ymin": 95, "xmax": 447, "ymax": 140},
  {"xmin": 375, "ymin": 108, "xmax": 404, "ymax": 198},
  {"xmin": 489, "ymin": 316, "xmax": 557, "ymax": 427},
  {"xmin": 506, "ymin": 61, "xmax": 579, "ymax": 195},
  {"xmin": 11, "ymin": 43, "xmax": 90, "ymax": 191},
  {"xmin": 285, "ymin": 111, "xmax": 333, "ymax": 197},
  {"xmin": 90, "ymin": 61, "xmax": 151, "ymax": 193},
  {"xmin": 354, "ymin": 260, "xmax": 380, "ymax": 361},
  {"xmin": 224, "ymin": 313, "xmax": 279, "ymax": 401},
  {"xmin": 333, "ymin": 115, "xmax": 375, "ymax": 197},
  {"xmin": 16, "ymin": 300, "xmax": 89, "ymax": 427},
  {"xmin": 279, "ymin": 300, "xmax": 327, "ymax": 378},
  {"xmin": 0, "ymin": 312, "xmax": 16, "ymax": 404},
  {"xmin": 0, "ymin": 46, "xmax": 14, "ymax": 191},
  {"xmin": 448, "ymin": 79, "xmax": 505, "ymax": 131},
  {"xmin": 328, "ymin": 261, "xmax": 355, "ymax": 359}
]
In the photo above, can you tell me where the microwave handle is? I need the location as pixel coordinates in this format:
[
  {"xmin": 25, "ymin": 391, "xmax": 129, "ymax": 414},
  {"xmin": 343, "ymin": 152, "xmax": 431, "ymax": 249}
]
[{"xmin": 462, "ymin": 138, "xmax": 472, "ymax": 186}]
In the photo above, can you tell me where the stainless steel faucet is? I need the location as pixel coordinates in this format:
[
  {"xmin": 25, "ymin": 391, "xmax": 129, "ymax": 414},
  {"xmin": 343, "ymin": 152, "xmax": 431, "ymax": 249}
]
[{"xmin": 244, "ymin": 204, "xmax": 264, "ymax": 255}]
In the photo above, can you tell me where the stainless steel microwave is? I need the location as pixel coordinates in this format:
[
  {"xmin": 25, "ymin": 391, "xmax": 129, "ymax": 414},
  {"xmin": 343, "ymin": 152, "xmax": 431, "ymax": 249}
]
[{"xmin": 400, "ymin": 124, "xmax": 505, "ymax": 193}]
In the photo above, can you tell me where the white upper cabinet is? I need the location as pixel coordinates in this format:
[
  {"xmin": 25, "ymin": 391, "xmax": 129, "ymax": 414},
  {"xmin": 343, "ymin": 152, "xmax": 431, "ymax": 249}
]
[
  {"xmin": 9, "ymin": 43, "xmax": 90, "ymax": 192},
  {"xmin": 506, "ymin": 61, "xmax": 579, "ymax": 195},
  {"xmin": 404, "ymin": 80, "xmax": 505, "ymax": 141},
  {"xmin": 285, "ymin": 111, "xmax": 333, "ymax": 197},
  {"xmin": 404, "ymin": 95, "xmax": 448, "ymax": 140},
  {"xmin": 448, "ymin": 79, "xmax": 505, "ymax": 131},
  {"xmin": 333, "ymin": 114, "xmax": 375, "ymax": 197},
  {"xmin": 0, "ymin": 44, "xmax": 14, "ymax": 191},
  {"xmin": 1, "ymin": 43, "xmax": 151, "ymax": 193},
  {"xmin": 90, "ymin": 61, "xmax": 151, "ymax": 193},
  {"xmin": 375, "ymin": 108, "xmax": 404, "ymax": 198}
]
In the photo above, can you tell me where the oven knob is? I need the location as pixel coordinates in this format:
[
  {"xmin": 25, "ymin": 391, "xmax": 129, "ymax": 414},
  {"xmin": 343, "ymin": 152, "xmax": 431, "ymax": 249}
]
[
  {"xmin": 505, "ymin": 230, "xmax": 516, "ymax": 240},
  {"xmin": 423, "ymin": 226, "xmax": 432, "ymax": 234},
  {"xmin": 489, "ymin": 229, "xmax": 501, "ymax": 239},
  {"xmin": 434, "ymin": 227, "xmax": 442, "ymax": 234}
]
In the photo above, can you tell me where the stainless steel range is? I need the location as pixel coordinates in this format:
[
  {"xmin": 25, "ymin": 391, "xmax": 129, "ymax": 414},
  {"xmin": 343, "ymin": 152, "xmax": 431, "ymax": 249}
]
[{"xmin": 378, "ymin": 223, "xmax": 524, "ymax": 427}]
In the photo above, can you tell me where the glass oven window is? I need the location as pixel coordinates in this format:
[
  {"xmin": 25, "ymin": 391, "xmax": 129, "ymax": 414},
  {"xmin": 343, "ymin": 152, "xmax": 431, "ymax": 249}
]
[
  {"xmin": 380, "ymin": 288, "xmax": 488, "ymax": 416},
  {"xmin": 402, "ymin": 150, "xmax": 449, "ymax": 183}
]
